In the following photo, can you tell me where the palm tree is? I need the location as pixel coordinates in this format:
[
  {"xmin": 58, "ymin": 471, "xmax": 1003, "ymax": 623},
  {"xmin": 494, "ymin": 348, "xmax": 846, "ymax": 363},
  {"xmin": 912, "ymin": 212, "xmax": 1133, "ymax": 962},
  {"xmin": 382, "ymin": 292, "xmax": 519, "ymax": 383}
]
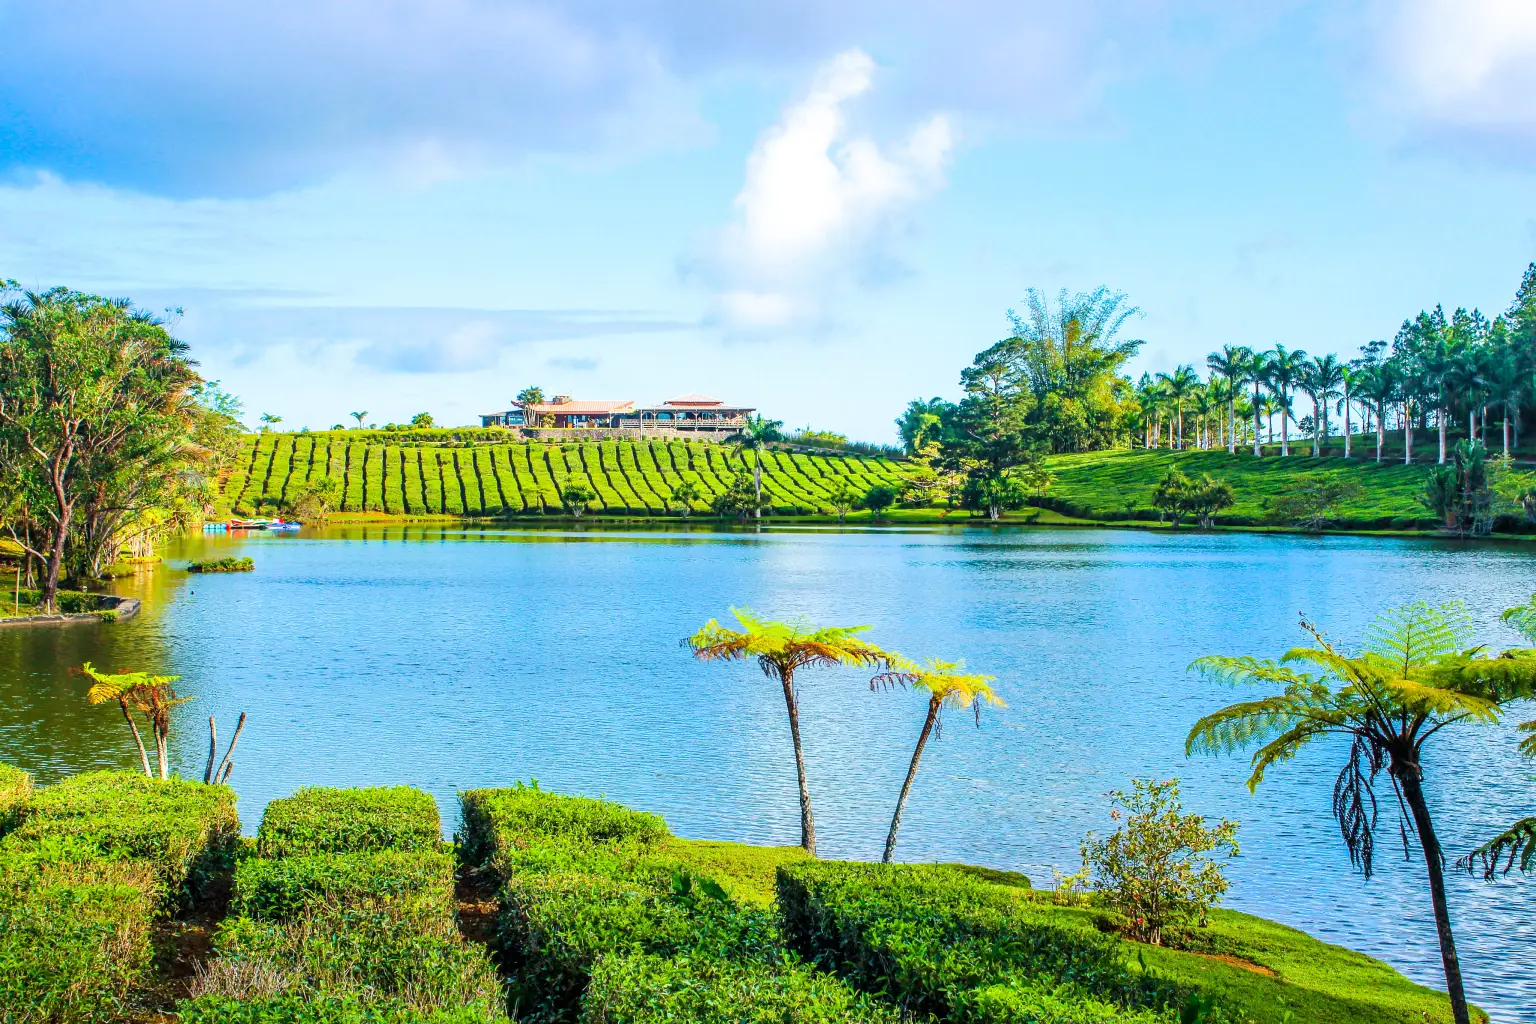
[
  {"xmin": 871, "ymin": 658, "xmax": 1002, "ymax": 863},
  {"xmin": 1478, "ymin": 350, "xmax": 1527, "ymax": 456},
  {"xmin": 1354, "ymin": 361, "xmax": 1396, "ymax": 463},
  {"xmin": 1207, "ymin": 345, "xmax": 1254, "ymax": 455},
  {"xmin": 350, "ymin": 411, "xmax": 368, "ymax": 429},
  {"xmin": 1337, "ymin": 365, "xmax": 1355, "ymax": 458},
  {"xmin": 1190, "ymin": 384, "xmax": 1216, "ymax": 450},
  {"xmin": 259, "ymin": 413, "xmax": 282, "ymax": 432},
  {"xmin": 726, "ymin": 415, "xmax": 784, "ymax": 520},
  {"xmin": 1262, "ymin": 346, "xmax": 1307, "ymax": 456},
  {"xmin": 1187, "ymin": 601, "xmax": 1536, "ymax": 1024},
  {"xmin": 1304, "ymin": 354, "xmax": 1344, "ymax": 456},
  {"xmin": 1157, "ymin": 365, "xmax": 1199, "ymax": 450},
  {"xmin": 685, "ymin": 609, "xmax": 901, "ymax": 855},
  {"xmin": 516, "ymin": 386, "xmax": 546, "ymax": 426},
  {"xmin": 84, "ymin": 662, "xmax": 192, "ymax": 779}
]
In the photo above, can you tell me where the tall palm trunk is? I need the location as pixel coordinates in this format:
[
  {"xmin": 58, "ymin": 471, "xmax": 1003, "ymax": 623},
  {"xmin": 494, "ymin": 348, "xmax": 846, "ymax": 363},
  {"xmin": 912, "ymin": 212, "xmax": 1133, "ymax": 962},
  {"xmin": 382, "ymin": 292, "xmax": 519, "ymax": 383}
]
[
  {"xmin": 1396, "ymin": 762, "xmax": 1469, "ymax": 1024},
  {"xmin": 1504, "ymin": 407, "xmax": 1512, "ymax": 455},
  {"xmin": 1253, "ymin": 384, "xmax": 1263, "ymax": 456},
  {"xmin": 1405, "ymin": 404, "xmax": 1414, "ymax": 465},
  {"xmin": 1376, "ymin": 404, "xmax": 1385, "ymax": 463},
  {"xmin": 1229, "ymin": 396, "xmax": 1237, "ymax": 454},
  {"xmin": 1343, "ymin": 395, "xmax": 1351, "ymax": 458},
  {"xmin": 778, "ymin": 670, "xmax": 816, "ymax": 855},
  {"xmin": 1438, "ymin": 405, "xmax": 1447, "ymax": 464},
  {"xmin": 884, "ymin": 695, "xmax": 939, "ymax": 863},
  {"xmin": 1279, "ymin": 390, "xmax": 1290, "ymax": 455}
]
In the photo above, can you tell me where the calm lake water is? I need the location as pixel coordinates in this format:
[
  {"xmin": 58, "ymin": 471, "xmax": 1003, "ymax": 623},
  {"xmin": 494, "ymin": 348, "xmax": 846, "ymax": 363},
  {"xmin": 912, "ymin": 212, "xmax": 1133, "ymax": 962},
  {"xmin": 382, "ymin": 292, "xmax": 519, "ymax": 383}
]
[{"xmin": 2, "ymin": 525, "xmax": 1534, "ymax": 1020}]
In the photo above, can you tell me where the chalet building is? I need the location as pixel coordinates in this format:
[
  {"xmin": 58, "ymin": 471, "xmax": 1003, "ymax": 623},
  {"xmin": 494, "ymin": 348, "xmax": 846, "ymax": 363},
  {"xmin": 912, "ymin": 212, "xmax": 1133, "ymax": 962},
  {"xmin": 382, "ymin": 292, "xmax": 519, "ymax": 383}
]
[{"xmin": 481, "ymin": 394, "xmax": 754, "ymax": 434}]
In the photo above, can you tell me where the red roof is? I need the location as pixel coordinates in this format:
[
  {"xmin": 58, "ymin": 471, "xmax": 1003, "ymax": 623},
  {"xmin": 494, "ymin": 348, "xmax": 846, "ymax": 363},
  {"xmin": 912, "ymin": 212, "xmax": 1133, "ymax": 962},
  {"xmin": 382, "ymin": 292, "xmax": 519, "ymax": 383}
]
[
  {"xmin": 663, "ymin": 394, "xmax": 724, "ymax": 406},
  {"xmin": 526, "ymin": 400, "xmax": 635, "ymax": 415}
]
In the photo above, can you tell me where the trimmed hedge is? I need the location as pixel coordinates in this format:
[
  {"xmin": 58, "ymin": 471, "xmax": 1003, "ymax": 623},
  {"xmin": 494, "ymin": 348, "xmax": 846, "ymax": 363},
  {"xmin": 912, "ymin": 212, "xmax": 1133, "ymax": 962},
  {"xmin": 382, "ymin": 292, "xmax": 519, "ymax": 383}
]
[
  {"xmin": 258, "ymin": 786, "xmax": 442, "ymax": 857},
  {"xmin": 0, "ymin": 763, "xmax": 29, "ymax": 837},
  {"xmin": 181, "ymin": 995, "xmax": 502, "ymax": 1024},
  {"xmin": 458, "ymin": 783, "xmax": 668, "ymax": 882},
  {"xmin": 579, "ymin": 953, "xmax": 903, "ymax": 1024},
  {"xmin": 0, "ymin": 771, "xmax": 239, "ymax": 908},
  {"xmin": 193, "ymin": 905, "xmax": 504, "ymax": 1021},
  {"xmin": 0, "ymin": 857, "xmax": 158, "ymax": 1023},
  {"xmin": 777, "ymin": 861, "xmax": 1181, "ymax": 1023},
  {"xmin": 231, "ymin": 850, "xmax": 456, "ymax": 923}
]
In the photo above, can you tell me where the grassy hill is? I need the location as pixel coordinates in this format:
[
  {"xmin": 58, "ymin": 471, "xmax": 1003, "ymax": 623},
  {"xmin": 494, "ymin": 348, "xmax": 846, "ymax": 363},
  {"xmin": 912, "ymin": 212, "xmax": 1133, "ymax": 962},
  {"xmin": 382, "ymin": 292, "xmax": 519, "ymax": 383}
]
[
  {"xmin": 220, "ymin": 432, "xmax": 911, "ymax": 517},
  {"xmin": 1040, "ymin": 449, "xmax": 1439, "ymax": 530}
]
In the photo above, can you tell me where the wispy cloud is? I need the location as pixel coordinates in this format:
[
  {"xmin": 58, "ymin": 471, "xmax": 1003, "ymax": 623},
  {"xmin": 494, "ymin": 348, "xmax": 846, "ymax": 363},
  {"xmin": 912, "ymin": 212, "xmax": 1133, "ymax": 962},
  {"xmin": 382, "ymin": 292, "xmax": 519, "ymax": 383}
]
[
  {"xmin": 1363, "ymin": 0, "xmax": 1536, "ymax": 162},
  {"xmin": 702, "ymin": 50, "xmax": 952, "ymax": 331}
]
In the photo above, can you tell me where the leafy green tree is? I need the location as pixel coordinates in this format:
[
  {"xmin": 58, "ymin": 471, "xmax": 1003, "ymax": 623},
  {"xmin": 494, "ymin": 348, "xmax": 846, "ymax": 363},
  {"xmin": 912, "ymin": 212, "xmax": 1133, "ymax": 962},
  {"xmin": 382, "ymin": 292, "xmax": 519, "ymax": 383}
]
[
  {"xmin": 560, "ymin": 484, "xmax": 594, "ymax": 517},
  {"xmin": 895, "ymin": 397, "xmax": 953, "ymax": 454},
  {"xmin": 827, "ymin": 480, "xmax": 859, "ymax": 524},
  {"xmin": 410, "ymin": 412, "xmax": 434, "ymax": 428},
  {"xmin": 666, "ymin": 480, "xmax": 702, "ymax": 519},
  {"xmin": 860, "ymin": 483, "xmax": 897, "ymax": 521},
  {"xmin": 686, "ymin": 609, "xmax": 901, "ymax": 854},
  {"xmin": 871, "ymin": 658, "xmax": 1003, "ymax": 863},
  {"xmin": 285, "ymin": 475, "xmax": 343, "ymax": 522},
  {"xmin": 1207, "ymin": 345, "xmax": 1254, "ymax": 455},
  {"xmin": 1303, "ymin": 354, "xmax": 1344, "ymax": 455},
  {"xmin": 1262, "ymin": 473, "xmax": 1364, "ymax": 531},
  {"xmin": 726, "ymin": 414, "xmax": 784, "ymax": 520},
  {"xmin": 1078, "ymin": 779, "xmax": 1239, "ymax": 945},
  {"xmin": 0, "ymin": 288, "xmax": 205, "ymax": 610},
  {"xmin": 960, "ymin": 471, "xmax": 1027, "ymax": 521},
  {"xmin": 1151, "ymin": 469, "xmax": 1192, "ymax": 527},
  {"xmin": 1187, "ymin": 601, "xmax": 1536, "ymax": 1024},
  {"xmin": 710, "ymin": 469, "xmax": 759, "ymax": 521},
  {"xmin": 1420, "ymin": 440, "xmax": 1493, "ymax": 536},
  {"xmin": 1352, "ymin": 358, "xmax": 1397, "ymax": 464},
  {"xmin": 516, "ymin": 386, "xmax": 545, "ymax": 426},
  {"xmin": 1182, "ymin": 474, "xmax": 1235, "ymax": 529}
]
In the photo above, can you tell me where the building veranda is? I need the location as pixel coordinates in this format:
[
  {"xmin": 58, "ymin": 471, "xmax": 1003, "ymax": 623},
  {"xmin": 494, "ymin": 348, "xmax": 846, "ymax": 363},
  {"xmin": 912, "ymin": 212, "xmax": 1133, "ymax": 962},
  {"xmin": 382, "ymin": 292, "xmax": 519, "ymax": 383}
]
[{"xmin": 481, "ymin": 393, "xmax": 754, "ymax": 437}]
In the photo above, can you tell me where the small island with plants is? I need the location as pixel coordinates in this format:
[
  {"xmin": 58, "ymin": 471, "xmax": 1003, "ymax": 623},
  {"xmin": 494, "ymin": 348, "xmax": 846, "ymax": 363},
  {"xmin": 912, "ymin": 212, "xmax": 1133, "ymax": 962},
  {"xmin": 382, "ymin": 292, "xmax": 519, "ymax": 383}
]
[{"xmin": 187, "ymin": 557, "xmax": 255, "ymax": 574}]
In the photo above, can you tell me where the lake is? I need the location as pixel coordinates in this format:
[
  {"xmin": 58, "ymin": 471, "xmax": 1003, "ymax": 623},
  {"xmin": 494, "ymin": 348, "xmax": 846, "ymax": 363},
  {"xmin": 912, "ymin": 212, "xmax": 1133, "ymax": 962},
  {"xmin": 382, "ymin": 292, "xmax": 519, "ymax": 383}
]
[{"xmin": 2, "ymin": 524, "xmax": 1534, "ymax": 1020}]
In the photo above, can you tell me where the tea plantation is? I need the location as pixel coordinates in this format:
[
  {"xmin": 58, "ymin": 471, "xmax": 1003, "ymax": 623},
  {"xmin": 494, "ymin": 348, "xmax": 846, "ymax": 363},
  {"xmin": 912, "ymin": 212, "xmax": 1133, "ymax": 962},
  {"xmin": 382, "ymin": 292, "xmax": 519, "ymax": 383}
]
[
  {"xmin": 221, "ymin": 432, "xmax": 911, "ymax": 517},
  {"xmin": 0, "ymin": 766, "xmax": 1476, "ymax": 1023}
]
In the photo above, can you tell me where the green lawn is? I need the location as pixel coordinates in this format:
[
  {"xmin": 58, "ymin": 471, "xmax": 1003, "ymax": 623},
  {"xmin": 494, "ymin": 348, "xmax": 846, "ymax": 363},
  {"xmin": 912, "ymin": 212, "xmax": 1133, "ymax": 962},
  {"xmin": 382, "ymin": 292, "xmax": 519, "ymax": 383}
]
[{"xmin": 1042, "ymin": 448, "xmax": 1437, "ymax": 528}]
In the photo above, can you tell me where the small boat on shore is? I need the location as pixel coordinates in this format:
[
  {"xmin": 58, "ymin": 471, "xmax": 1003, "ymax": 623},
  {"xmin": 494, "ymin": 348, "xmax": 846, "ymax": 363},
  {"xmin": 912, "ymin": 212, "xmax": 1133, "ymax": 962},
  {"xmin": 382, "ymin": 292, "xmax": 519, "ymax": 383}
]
[{"xmin": 216, "ymin": 517, "xmax": 301, "ymax": 531}]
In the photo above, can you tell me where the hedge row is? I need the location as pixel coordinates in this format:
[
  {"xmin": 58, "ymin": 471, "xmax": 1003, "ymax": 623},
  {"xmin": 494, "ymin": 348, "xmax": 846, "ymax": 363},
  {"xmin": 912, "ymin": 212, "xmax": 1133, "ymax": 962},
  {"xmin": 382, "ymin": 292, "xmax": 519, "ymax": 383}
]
[
  {"xmin": 459, "ymin": 783, "xmax": 894, "ymax": 1024},
  {"xmin": 227, "ymin": 435, "xmax": 912, "ymax": 516},
  {"xmin": 184, "ymin": 785, "xmax": 507, "ymax": 1024},
  {"xmin": 777, "ymin": 861, "xmax": 1187, "ymax": 1024},
  {"xmin": 0, "ymin": 769, "xmax": 240, "ymax": 1023}
]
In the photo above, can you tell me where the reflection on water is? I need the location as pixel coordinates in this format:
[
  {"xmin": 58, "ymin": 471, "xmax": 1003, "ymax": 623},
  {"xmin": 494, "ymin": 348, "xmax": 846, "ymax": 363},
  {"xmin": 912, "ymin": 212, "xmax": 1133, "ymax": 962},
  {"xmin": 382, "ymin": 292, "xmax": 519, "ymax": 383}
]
[{"xmin": 1, "ymin": 524, "xmax": 1533, "ymax": 1020}]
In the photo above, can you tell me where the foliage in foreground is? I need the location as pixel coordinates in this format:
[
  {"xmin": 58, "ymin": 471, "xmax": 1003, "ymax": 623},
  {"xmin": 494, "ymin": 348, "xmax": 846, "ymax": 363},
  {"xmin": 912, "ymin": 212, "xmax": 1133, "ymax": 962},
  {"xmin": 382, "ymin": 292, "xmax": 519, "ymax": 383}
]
[
  {"xmin": 256, "ymin": 785, "xmax": 442, "ymax": 857},
  {"xmin": 188, "ymin": 556, "xmax": 256, "ymax": 573}
]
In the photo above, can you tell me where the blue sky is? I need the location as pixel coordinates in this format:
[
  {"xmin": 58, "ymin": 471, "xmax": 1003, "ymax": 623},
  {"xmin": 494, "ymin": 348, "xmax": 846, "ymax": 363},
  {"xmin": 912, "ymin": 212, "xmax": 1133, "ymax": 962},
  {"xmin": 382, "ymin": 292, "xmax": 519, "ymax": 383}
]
[{"xmin": 2, "ymin": 0, "xmax": 1535, "ymax": 441}]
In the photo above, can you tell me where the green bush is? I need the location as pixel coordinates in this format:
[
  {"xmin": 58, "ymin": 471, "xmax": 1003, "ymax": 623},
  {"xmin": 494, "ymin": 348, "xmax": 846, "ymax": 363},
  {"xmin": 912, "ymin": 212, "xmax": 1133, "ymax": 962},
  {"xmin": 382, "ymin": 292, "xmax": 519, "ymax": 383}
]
[
  {"xmin": 458, "ymin": 784, "xmax": 668, "ymax": 881},
  {"xmin": 0, "ymin": 858, "xmax": 158, "ymax": 1024},
  {"xmin": 180, "ymin": 995, "xmax": 499, "ymax": 1024},
  {"xmin": 499, "ymin": 872, "xmax": 778, "ymax": 1024},
  {"xmin": 258, "ymin": 786, "xmax": 441, "ymax": 857},
  {"xmin": 0, "ymin": 771, "xmax": 239, "ymax": 908},
  {"xmin": 194, "ymin": 903, "xmax": 504, "ymax": 1020},
  {"xmin": 777, "ymin": 861, "xmax": 1176, "ymax": 1022},
  {"xmin": 579, "ymin": 953, "xmax": 902, "ymax": 1024},
  {"xmin": 955, "ymin": 978, "xmax": 1172, "ymax": 1024},
  {"xmin": 231, "ymin": 850, "xmax": 455, "ymax": 922},
  {"xmin": 0, "ymin": 764, "xmax": 29, "ymax": 837}
]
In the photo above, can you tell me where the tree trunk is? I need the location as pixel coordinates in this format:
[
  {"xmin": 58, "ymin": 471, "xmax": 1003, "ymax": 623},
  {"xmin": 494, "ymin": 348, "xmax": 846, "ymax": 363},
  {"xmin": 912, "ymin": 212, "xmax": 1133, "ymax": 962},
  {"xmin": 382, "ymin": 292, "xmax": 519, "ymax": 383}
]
[
  {"xmin": 1377, "ymin": 402, "xmax": 1385, "ymax": 463},
  {"xmin": 1405, "ymin": 404, "xmax": 1414, "ymax": 465},
  {"xmin": 779, "ymin": 671, "xmax": 816, "ymax": 856},
  {"xmin": 1438, "ymin": 407, "xmax": 1447, "ymax": 464},
  {"xmin": 120, "ymin": 701, "xmax": 152, "ymax": 777},
  {"xmin": 155, "ymin": 724, "xmax": 169, "ymax": 780},
  {"xmin": 1504, "ymin": 410, "xmax": 1512, "ymax": 456},
  {"xmin": 1229, "ymin": 397, "xmax": 1237, "ymax": 454},
  {"xmin": 1343, "ymin": 398, "xmax": 1351, "ymax": 458},
  {"xmin": 1253, "ymin": 385, "xmax": 1263, "ymax": 456},
  {"xmin": 885, "ymin": 698, "xmax": 939, "ymax": 863},
  {"xmin": 753, "ymin": 452, "xmax": 762, "ymax": 519},
  {"xmin": 1280, "ymin": 392, "xmax": 1289, "ymax": 456},
  {"xmin": 1398, "ymin": 766, "xmax": 1470, "ymax": 1024}
]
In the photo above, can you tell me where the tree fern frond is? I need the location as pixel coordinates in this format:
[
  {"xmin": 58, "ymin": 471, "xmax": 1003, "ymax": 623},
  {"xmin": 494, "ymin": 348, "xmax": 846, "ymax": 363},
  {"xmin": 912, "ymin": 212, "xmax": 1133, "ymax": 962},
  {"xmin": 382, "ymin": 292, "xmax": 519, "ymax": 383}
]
[
  {"xmin": 1187, "ymin": 655, "xmax": 1310, "ymax": 688},
  {"xmin": 1185, "ymin": 696, "xmax": 1331, "ymax": 758},
  {"xmin": 1500, "ymin": 596, "xmax": 1536, "ymax": 644},
  {"xmin": 1363, "ymin": 601, "xmax": 1473, "ymax": 673},
  {"xmin": 1246, "ymin": 720, "xmax": 1332, "ymax": 791},
  {"xmin": 1519, "ymin": 720, "xmax": 1536, "ymax": 759},
  {"xmin": 1374, "ymin": 679, "xmax": 1502, "ymax": 722},
  {"xmin": 1458, "ymin": 816, "xmax": 1536, "ymax": 879}
]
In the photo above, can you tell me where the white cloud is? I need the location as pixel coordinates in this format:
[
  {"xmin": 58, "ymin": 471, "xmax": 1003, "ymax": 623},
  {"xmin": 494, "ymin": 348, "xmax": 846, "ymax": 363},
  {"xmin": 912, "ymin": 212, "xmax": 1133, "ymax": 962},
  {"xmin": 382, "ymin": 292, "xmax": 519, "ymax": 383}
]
[
  {"xmin": 705, "ymin": 49, "xmax": 952, "ymax": 330},
  {"xmin": 1370, "ymin": 0, "xmax": 1536, "ymax": 159}
]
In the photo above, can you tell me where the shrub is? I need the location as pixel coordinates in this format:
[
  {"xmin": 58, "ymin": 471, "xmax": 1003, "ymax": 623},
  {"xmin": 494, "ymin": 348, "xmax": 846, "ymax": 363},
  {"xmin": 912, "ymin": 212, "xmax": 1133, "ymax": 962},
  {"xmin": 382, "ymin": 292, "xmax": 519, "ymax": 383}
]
[
  {"xmin": 180, "ymin": 995, "xmax": 498, "ymax": 1024},
  {"xmin": 0, "ymin": 763, "xmax": 29, "ymax": 837},
  {"xmin": 579, "ymin": 953, "xmax": 902, "ymax": 1024},
  {"xmin": 258, "ymin": 786, "xmax": 441, "ymax": 857},
  {"xmin": 499, "ymin": 872, "xmax": 778, "ymax": 1024},
  {"xmin": 1, "ymin": 771, "xmax": 239, "ymax": 908},
  {"xmin": 194, "ymin": 903, "xmax": 504, "ymax": 1020},
  {"xmin": 777, "ymin": 861, "xmax": 1175, "ymax": 1022},
  {"xmin": 458, "ymin": 784, "xmax": 668, "ymax": 881},
  {"xmin": 187, "ymin": 556, "xmax": 256, "ymax": 573},
  {"xmin": 231, "ymin": 850, "xmax": 455, "ymax": 922},
  {"xmin": 955, "ymin": 978, "xmax": 1172, "ymax": 1024},
  {"xmin": 0, "ymin": 858, "xmax": 158, "ymax": 1023},
  {"xmin": 1079, "ymin": 779, "xmax": 1239, "ymax": 946}
]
